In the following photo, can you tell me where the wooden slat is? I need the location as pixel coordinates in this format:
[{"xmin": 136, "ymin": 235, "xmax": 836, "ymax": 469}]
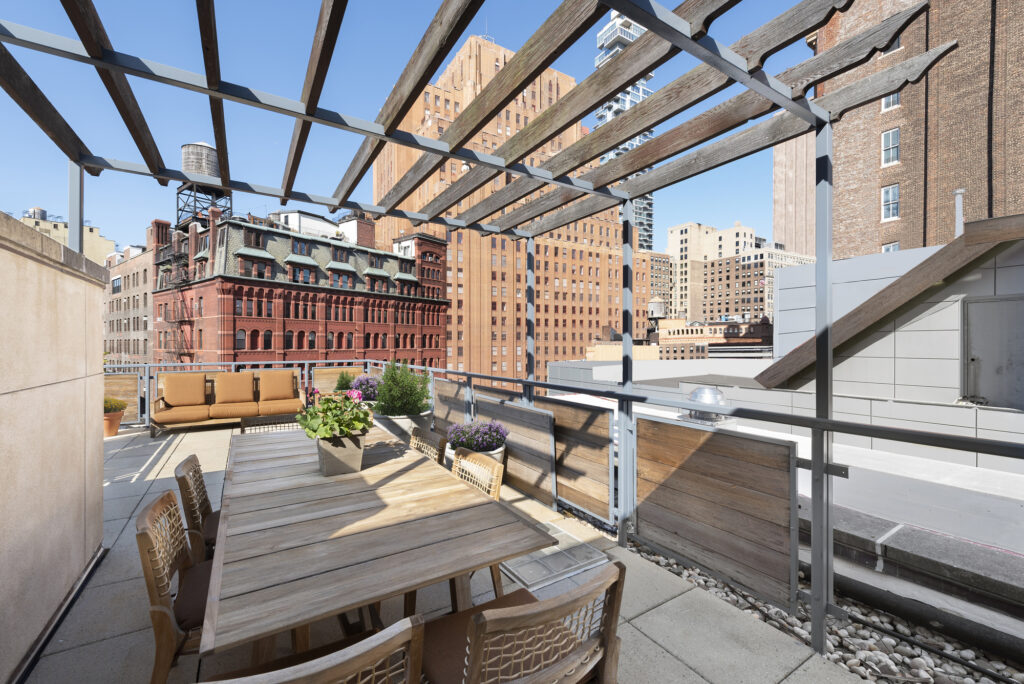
[
  {"xmin": 756, "ymin": 230, "xmax": 997, "ymax": 389},
  {"xmin": 60, "ymin": 0, "xmax": 167, "ymax": 184},
  {"xmin": 466, "ymin": 0, "xmax": 853, "ymax": 228},
  {"xmin": 495, "ymin": 2, "xmax": 926, "ymax": 229},
  {"xmin": 533, "ymin": 396, "xmax": 612, "ymax": 518},
  {"xmin": 637, "ymin": 418, "xmax": 789, "ymax": 470},
  {"xmin": 375, "ymin": 0, "xmax": 606, "ymax": 213},
  {"xmin": 963, "ymin": 213, "xmax": 1024, "ymax": 245},
  {"xmin": 0, "ymin": 43, "xmax": 99, "ymax": 174},
  {"xmin": 195, "ymin": 0, "xmax": 231, "ymax": 186},
  {"xmin": 280, "ymin": 0, "xmax": 347, "ymax": 202},
  {"xmin": 329, "ymin": 0, "xmax": 485, "ymax": 207},
  {"xmin": 415, "ymin": 0, "xmax": 740, "ymax": 221},
  {"xmin": 520, "ymin": 41, "xmax": 957, "ymax": 238},
  {"xmin": 211, "ymin": 522, "xmax": 551, "ymax": 653}
]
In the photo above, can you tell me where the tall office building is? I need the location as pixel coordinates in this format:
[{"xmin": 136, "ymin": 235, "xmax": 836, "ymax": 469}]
[
  {"xmin": 666, "ymin": 221, "xmax": 758, "ymax": 320},
  {"xmin": 373, "ymin": 36, "xmax": 654, "ymax": 385},
  {"xmin": 595, "ymin": 11, "xmax": 655, "ymax": 250}
]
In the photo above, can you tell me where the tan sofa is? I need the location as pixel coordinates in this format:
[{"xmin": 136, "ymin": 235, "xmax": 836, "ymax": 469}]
[{"xmin": 150, "ymin": 370, "xmax": 305, "ymax": 436}]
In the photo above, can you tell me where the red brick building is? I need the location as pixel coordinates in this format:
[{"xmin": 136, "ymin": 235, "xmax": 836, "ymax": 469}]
[{"xmin": 153, "ymin": 211, "xmax": 448, "ymax": 367}]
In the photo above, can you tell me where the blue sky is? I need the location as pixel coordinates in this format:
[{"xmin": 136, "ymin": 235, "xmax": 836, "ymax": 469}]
[{"xmin": 0, "ymin": 1, "xmax": 815, "ymax": 252}]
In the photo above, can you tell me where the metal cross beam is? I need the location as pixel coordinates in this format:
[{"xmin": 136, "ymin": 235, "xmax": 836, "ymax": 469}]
[
  {"xmin": 601, "ymin": 0, "xmax": 830, "ymax": 125},
  {"xmin": 0, "ymin": 19, "xmax": 628, "ymax": 205}
]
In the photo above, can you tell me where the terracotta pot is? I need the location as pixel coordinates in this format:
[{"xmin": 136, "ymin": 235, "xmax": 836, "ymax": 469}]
[
  {"xmin": 103, "ymin": 410, "xmax": 124, "ymax": 438},
  {"xmin": 317, "ymin": 431, "xmax": 367, "ymax": 476}
]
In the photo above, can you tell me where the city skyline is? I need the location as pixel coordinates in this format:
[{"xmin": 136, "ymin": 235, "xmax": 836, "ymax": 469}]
[{"xmin": 0, "ymin": 2, "xmax": 813, "ymax": 252}]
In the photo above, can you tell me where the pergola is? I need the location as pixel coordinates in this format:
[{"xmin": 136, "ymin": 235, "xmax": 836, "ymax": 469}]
[{"xmin": 0, "ymin": 0, "xmax": 964, "ymax": 652}]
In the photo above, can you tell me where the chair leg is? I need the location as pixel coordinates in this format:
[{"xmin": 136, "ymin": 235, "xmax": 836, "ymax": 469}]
[
  {"xmin": 290, "ymin": 625, "xmax": 310, "ymax": 653},
  {"xmin": 150, "ymin": 633, "xmax": 178, "ymax": 684},
  {"xmin": 251, "ymin": 635, "xmax": 276, "ymax": 666},
  {"xmin": 489, "ymin": 564, "xmax": 504, "ymax": 598},
  {"xmin": 403, "ymin": 591, "xmax": 417, "ymax": 618},
  {"xmin": 596, "ymin": 635, "xmax": 620, "ymax": 683},
  {"xmin": 449, "ymin": 574, "xmax": 472, "ymax": 612}
]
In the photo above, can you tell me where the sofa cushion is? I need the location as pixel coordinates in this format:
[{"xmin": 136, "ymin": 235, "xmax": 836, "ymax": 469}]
[
  {"xmin": 258, "ymin": 371, "xmax": 295, "ymax": 401},
  {"xmin": 422, "ymin": 588, "xmax": 538, "ymax": 684},
  {"xmin": 214, "ymin": 372, "xmax": 255, "ymax": 404},
  {"xmin": 152, "ymin": 405, "xmax": 210, "ymax": 424},
  {"xmin": 258, "ymin": 398, "xmax": 304, "ymax": 416},
  {"xmin": 174, "ymin": 560, "xmax": 213, "ymax": 631},
  {"xmin": 163, "ymin": 373, "xmax": 207, "ymax": 407},
  {"xmin": 209, "ymin": 402, "xmax": 260, "ymax": 419}
]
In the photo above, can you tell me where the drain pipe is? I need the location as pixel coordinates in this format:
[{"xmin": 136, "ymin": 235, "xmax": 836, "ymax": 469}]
[{"xmin": 954, "ymin": 189, "xmax": 966, "ymax": 237}]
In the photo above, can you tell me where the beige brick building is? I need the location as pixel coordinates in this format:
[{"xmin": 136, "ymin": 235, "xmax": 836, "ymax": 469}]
[
  {"xmin": 701, "ymin": 248, "xmax": 814, "ymax": 322},
  {"xmin": 18, "ymin": 206, "xmax": 115, "ymax": 266},
  {"xmin": 373, "ymin": 36, "xmax": 654, "ymax": 384},
  {"xmin": 773, "ymin": 0, "xmax": 1024, "ymax": 259},
  {"xmin": 103, "ymin": 222, "xmax": 164, "ymax": 365},
  {"xmin": 666, "ymin": 221, "xmax": 757, "ymax": 320}
]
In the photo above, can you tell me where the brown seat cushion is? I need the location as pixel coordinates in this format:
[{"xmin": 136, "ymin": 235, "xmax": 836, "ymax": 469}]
[
  {"xmin": 201, "ymin": 509, "xmax": 220, "ymax": 545},
  {"xmin": 214, "ymin": 372, "xmax": 255, "ymax": 404},
  {"xmin": 152, "ymin": 405, "xmax": 210, "ymax": 424},
  {"xmin": 163, "ymin": 373, "xmax": 207, "ymax": 407},
  {"xmin": 174, "ymin": 560, "xmax": 213, "ymax": 630},
  {"xmin": 422, "ymin": 588, "xmax": 537, "ymax": 684},
  {"xmin": 209, "ymin": 402, "xmax": 260, "ymax": 419},
  {"xmin": 258, "ymin": 398, "xmax": 304, "ymax": 416},
  {"xmin": 258, "ymin": 371, "xmax": 295, "ymax": 401}
]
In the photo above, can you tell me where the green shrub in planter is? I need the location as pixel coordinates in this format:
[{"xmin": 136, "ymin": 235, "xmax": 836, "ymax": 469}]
[
  {"xmin": 374, "ymin": 362, "xmax": 430, "ymax": 416},
  {"xmin": 334, "ymin": 371, "xmax": 354, "ymax": 392},
  {"xmin": 104, "ymin": 397, "xmax": 128, "ymax": 413}
]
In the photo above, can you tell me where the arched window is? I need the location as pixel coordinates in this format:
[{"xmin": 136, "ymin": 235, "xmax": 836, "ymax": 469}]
[
  {"xmin": 364, "ymin": 333, "xmax": 371, "ymax": 349},
  {"xmin": 284, "ymin": 331, "xmax": 294, "ymax": 350},
  {"xmin": 263, "ymin": 330, "xmax": 272, "ymax": 349},
  {"xmin": 235, "ymin": 330, "xmax": 245, "ymax": 350},
  {"xmin": 309, "ymin": 332, "xmax": 316, "ymax": 349},
  {"xmin": 297, "ymin": 331, "xmax": 305, "ymax": 349},
  {"xmin": 249, "ymin": 330, "xmax": 259, "ymax": 349},
  {"xmin": 381, "ymin": 334, "xmax": 387, "ymax": 349},
  {"xmin": 347, "ymin": 332, "xmax": 353, "ymax": 349},
  {"xmin": 326, "ymin": 332, "xmax": 334, "ymax": 349}
]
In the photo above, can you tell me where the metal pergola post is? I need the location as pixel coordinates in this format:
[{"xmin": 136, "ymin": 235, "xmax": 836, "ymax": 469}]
[
  {"xmin": 67, "ymin": 160, "xmax": 83, "ymax": 254},
  {"xmin": 810, "ymin": 118, "xmax": 835, "ymax": 654},
  {"xmin": 617, "ymin": 198, "xmax": 635, "ymax": 546},
  {"xmin": 525, "ymin": 236, "xmax": 536, "ymax": 406}
]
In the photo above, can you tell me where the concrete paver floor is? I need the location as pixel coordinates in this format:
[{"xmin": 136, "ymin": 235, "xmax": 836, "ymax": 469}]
[{"xmin": 27, "ymin": 427, "xmax": 858, "ymax": 683}]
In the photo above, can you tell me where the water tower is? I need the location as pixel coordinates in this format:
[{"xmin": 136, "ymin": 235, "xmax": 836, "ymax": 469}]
[{"xmin": 176, "ymin": 142, "xmax": 231, "ymax": 226}]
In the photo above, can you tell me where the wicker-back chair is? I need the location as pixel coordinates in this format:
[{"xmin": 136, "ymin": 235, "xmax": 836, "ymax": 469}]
[
  {"xmin": 214, "ymin": 616, "xmax": 424, "ymax": 684},
  {"xmin": 452, "ymin": 448, "xmax": 503, "ymax": 501},
  {"xmin": 136, "ymin": 490, "xmax": 210, "ymax": 684},
  {"xmin": 410, "ymin": 426, "xmax": 445, "ymax": 464},
  {"xmin": 422, "ymin": 561, "xmax": 625, "ymax": 684},
  {"xmin": 174, "ymin": 454, "xmax": 220, "ymax": 558}
]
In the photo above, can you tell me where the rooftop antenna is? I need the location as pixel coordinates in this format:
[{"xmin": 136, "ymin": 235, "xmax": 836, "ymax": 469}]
[{"xmin": 481, "ymin": 17, "xmax": 493, "ymax": 42}]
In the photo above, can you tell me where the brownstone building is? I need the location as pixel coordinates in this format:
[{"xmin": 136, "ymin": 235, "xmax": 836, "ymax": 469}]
[
  {"xmin": 103, "ymin": 220, "xmax": 166, "ymax": 364},
  {"xmin": 373, "ymin": 36, "xmax": 652, "ymax": 384},
  {"xmin": 152, "ymin": 212, "xmax": 447, "ymax": 368},
  {"xmin": 773, "ymin": 0, "xmax": 1023, "ymax": 259}
]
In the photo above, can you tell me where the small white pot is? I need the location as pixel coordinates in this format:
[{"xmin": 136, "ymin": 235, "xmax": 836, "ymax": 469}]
[{"xmin": 444, "ymin": 444, "xmax": 505, "ymax": 469}]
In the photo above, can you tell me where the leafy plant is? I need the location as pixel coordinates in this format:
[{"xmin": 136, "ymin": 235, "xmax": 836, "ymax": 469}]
[
  {"xmin": 447, "ymin": 420, "xmax": 509, "ymax": 452},
  {"xmin": 334, "ymin": 371, "xmax": 354, "ymax": 392},
  {"xmin": 296, "ymin": 391, "xmax": 373, "ymax": 440},
  {"xmin": 351, "ymin": 374, "xmax": 380, "ymax": 402},
  {"xmin": 375, "ymin": 362, "xmax": 430, "ymax": 416},
  {"xmin": 104, "ymin": 397, "xmax": 127, "ymax": 414}
]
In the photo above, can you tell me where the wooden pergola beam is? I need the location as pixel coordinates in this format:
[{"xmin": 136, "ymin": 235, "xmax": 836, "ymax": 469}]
[
  {"xmin": 459, "ymin": 0, "xmax": 851, "ymax": 228},
  {"xmin": 281, "ymin": 0, "xmax": 348, "ymax": 203},
  {"xmin": 494, "ymin": 2, "xmax": 926, "ymax": 230},
  {"xmin": 328, "ymin": 0, "xmax": 486, "ymax": 210},
  {"xmin": 0, "ymin": 43, "xmax": 99, "ymax": 175},
  {"xmin": 964, "ymin": 213, "xmax": 1024, "ymax": 245},
  {"xmin": 374, "ymin": 0, "xmax": 608, "ymax": 214},
  {"xmin": 196, "ymin": 0, "xmax": 231, "ymax": 188},
  {"xmin": 517, "ymin": 42, "xmax": 957, "ymax": 238},
  {"xmin": 411, "ymin": 0, "xmax": 740, "ymax": 223},
  {"xmin": 60, "ymin": 0, "xmax": 167, "ymax": 185}
]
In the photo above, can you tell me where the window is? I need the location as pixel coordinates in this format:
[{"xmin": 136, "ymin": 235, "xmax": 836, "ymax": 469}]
[
  {"xmin": 882, "ymin": 91, "xmax": 900, "ymax": 111},
  {"xmin": 882, "ymin": 128, "xmax": 900, "ymax": 166},
  {"xmin": 881, "ymin": 184, "xmax": 900, "ymax": 220},
  {"xmin": 235, "ymin": 330, "xmax": 245, "ymax": 350},
  {"xmin": 284, "ymin": 331, "xmax": 293, "ymax": 350},
  {"xmin": 263, "ymin": 330, "xmax": 272, "ymax": 349},
  {"xmin": 881, "ymin": 241, "xmax": 900, "ymax": 253},
  {"xmin": 235, "ymin": 298, "xmax": 243, "ymax": 315},
  {"xmin": 111, "ymin": 277, "xmax": 122, "ymax": 294},
  {"xmin": 308, "ymin": 332, "xmax": 316, "ymax": 350},
  {"xmin": 882, "ymin": 35, "xmax": 901, "ymax": 55}
]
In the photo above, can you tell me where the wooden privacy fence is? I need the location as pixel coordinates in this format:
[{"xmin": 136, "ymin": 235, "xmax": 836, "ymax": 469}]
[
  {"xmin": 535, "ymin": 396, "xmax": 615, "ymax": 523},
  {"xmin": 634, "ymin": 417, "xmax": 798, "ymax": 609},
  {"xmin": 475, "ymin": 396, "xmax": 556, "ymax": 506},
  {"xmin": 432, "ymin": 377, "xmax": 469, "ymax": 434},
  {"xmin": 309, "ymin": 365, "xmax": 363, "ymax": 395},
  {"xmin": 104, "ymin": 372, "xmax": 142, "ymax": 422}
]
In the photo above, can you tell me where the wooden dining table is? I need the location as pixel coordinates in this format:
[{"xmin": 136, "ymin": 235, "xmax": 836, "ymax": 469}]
[{"xmin": 200, "ymin": 426, "xmax": 557, "ymax": 658}]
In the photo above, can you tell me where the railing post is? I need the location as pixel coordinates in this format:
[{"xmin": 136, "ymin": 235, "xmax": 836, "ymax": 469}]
[
  {"xmin": 617, "ymin": 199, "xmax": 636, "ymax": 546},
  {"xmin": 525, "ymin": 236, "xmax": 536, "ymax": 406},
  {"xmin": 811, "ymin": 118, "xmax": 835, "ymax": 654}
]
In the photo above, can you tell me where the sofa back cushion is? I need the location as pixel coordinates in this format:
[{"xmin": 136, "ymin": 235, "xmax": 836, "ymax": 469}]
[
  {"xmin": 214, "ymin": 372, "xmax": 255, "ymax": 404},
  {"xmin": 259, "ymin": 370, "xmax": 296, "ymax": 401},
  {"xmin": 163, "ymin": 373, "xmax": 207, "ymax": 407}
]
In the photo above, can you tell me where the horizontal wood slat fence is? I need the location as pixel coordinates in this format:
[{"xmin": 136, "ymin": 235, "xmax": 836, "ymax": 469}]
[{"xmin": 474, "ymin": 396, "xmax": 556, "ymax": 506}]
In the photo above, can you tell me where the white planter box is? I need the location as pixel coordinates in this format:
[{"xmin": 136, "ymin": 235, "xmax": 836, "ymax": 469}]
[{"xmin": 374, "ymin": 410, "xmax": 432, "ymax": 442}]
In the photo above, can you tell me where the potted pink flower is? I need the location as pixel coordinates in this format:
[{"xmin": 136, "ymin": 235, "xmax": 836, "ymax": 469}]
[{"xmin": 296, "ymin": 389, "xmax": 373, "ymax": 475}]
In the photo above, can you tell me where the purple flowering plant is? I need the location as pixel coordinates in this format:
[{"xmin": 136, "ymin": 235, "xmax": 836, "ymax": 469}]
[
  {"xmin": 447, "ymin": 420, "xmax": 509, "ymax": 452},
  {"xmin": 351, "ymin": 374, "xmax": 380, "ymax": 401}
]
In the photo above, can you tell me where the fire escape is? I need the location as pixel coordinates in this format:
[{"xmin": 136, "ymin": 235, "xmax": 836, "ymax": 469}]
[{"xmin": 156, "ymin": 238, "xmax": 194, "ymax": 362}]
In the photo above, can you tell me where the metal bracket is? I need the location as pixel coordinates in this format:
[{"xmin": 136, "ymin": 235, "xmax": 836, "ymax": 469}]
[{"xmin": 796, "ymin": 458, "xmax": 848, "ymax": 479}]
